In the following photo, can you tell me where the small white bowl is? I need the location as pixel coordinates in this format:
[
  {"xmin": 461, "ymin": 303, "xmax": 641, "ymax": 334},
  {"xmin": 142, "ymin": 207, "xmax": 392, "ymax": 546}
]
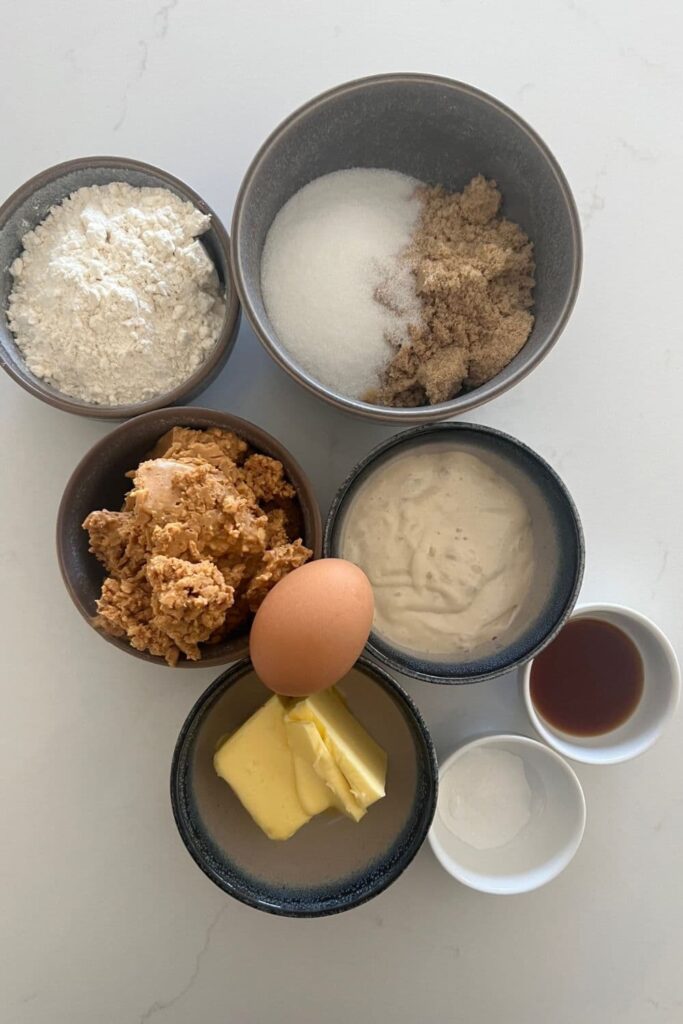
[
  {"xmin": 428, "ymin": 734, "xmax": 585, "ymax": 895},
  {"xmin": 522, "ymin": 604, "xmax": 680, "ymax": 765}
]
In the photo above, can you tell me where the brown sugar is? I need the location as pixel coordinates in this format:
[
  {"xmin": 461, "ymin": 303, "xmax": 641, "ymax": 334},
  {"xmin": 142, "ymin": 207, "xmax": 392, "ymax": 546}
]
[
  {"xmin": 83, "ymin": 427, "xmax": 312, "ymax": 665},
  {"xmin": 366, "ymin": 175, "xmax": 535, "ymax": 407}
]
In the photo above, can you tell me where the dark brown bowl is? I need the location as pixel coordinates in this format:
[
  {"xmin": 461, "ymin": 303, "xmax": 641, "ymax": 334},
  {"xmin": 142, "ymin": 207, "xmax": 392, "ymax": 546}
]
[
  {"xmin": 0, "ymin": 156, "xmax": 241, "ymax": 419},
  {"xmin": 56, "ymin": 407, "xmax": 323, "ymax": 668}
]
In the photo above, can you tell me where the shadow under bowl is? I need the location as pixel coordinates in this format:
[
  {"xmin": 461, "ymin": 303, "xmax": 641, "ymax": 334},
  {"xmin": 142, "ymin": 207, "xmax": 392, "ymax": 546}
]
[
  {"xmin": 170, "ymin": 657, "xmax": 438, "ymax": 916},
  {"xmin": 0, "ymin": 156, "xmax": 240, "ymax": 418},
  {"xmin": 56, "ymin": 406, "xmax": 322, "ymax": 668},
  {"xmin": 232, "ymin": 72, "xmax": 582, "ymax": 424},
  {"xmin": 325, "ymin": 423, "xmax": 584, "ymax": 684}
]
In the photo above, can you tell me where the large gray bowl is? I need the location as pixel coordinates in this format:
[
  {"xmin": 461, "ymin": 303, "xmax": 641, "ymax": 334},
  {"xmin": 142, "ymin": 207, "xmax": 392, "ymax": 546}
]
[
  {"xmin": 0, "ymin": 156, "xmax": 241, "ymax": 419},
  {"xmin": 232, "ymin": 73, "xmax": 582, "ymax": 424}
]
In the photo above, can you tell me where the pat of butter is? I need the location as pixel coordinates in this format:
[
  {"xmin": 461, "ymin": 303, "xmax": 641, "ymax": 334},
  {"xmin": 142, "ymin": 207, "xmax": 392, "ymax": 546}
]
[
  {"xmin": 213, "ymin": 695, "xmax": 311, "ymax": 841},
  {"xmin": 285, "ymin": 719, "xmax": 365, "ymax": 822},
  {"xmin": 287, "ymin": 689, "xmax": 387, "ymax": 809},
  {"xmin": 285, "ymin": 720, "xmax": 336, "ymax": 817}
]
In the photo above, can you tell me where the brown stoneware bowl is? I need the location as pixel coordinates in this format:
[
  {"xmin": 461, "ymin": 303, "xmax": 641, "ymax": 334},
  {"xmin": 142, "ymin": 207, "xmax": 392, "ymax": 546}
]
[
  {"xmin": 56, "ymin": 407, "xmax": 322, "ymax": 668},
  {"xmin": 0, "ymin": 156, "xmax": 240, "ymax": 419}
]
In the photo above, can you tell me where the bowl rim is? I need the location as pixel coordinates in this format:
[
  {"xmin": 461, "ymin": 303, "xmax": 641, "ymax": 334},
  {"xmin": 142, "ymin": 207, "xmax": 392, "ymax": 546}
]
[
  {"xmin": 324, "ymin": 421, "xmax": 585, "ymax": 684},
  {"xmin": 55, "ymin": 405, "xmax": 323, "ymax": 668},
  {"xmin": 169, "ymin": 655, "xmax": 439, "ymax": 917},
  {"xmin": 231, "ymin": 71, "xmax": 583, "ymax": 424},
  {"xmin": 521, "ymin": 602, "xmax": 682, "ymax": 764},
  {"xmin": 0, "ymin": 155, "xmax": 241, "ymax": 419},
  {"xmin": 428, "ymin": 732, "xmax": 586, "ymax": 894}
]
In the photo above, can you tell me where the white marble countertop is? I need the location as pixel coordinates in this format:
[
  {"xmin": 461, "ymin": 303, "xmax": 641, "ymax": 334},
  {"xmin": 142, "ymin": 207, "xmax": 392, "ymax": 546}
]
[{"xmin": 1, "ymin": 2, "xmax": 681, "ymax": 1021}]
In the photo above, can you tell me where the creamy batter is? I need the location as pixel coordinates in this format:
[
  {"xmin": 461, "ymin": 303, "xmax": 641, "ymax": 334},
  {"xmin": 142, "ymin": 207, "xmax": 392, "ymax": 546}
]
[{"xmin": 340, "ymin": 448, "xmax": 534, "ymax": 657}]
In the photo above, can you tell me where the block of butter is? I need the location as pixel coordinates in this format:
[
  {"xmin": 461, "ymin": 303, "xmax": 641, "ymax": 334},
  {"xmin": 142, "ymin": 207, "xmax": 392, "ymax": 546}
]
[
  {"xmin": 213, "ymin": 695, "xmax": 312, "ymax": 841},
  {"xmin": 214, "ymin": 687, "xmax": 387, "ymax": 841},
  {"xmin": 285, "ymin": 718, "xmax": 365, "ymax": 822},
  {"xmin": 286, "ymin": 689, "xmax": 387, "ymax": 809},
  {"xmin": 286, "ymin": 720, "xmax": 337, "ymax": 817}
]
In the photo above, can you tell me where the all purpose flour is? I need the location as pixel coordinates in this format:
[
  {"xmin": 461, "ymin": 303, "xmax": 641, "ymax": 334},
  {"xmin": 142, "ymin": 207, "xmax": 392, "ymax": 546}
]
[{"xmin": 7, "ymin": 182, "xmax": 226, "ymax": 405}]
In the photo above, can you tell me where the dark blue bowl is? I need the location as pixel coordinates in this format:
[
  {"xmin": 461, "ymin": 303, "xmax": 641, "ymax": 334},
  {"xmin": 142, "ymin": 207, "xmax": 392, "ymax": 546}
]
[
  {"xmin": 325, "ymin": 423, "xmax": 584, "ymax": 684},
  {"xmin": 170, "ymin": 657, "xmax": 437, "ymax": 917}
]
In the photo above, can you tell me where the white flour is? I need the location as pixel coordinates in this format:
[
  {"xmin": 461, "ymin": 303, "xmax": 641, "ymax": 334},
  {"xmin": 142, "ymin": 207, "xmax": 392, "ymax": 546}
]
[{"xmin": 7, "ymin": 182, "xmax": 225, "ymax": 405}]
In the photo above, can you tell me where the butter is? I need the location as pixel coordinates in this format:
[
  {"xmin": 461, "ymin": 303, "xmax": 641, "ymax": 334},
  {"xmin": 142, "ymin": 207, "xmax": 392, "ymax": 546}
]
[
  {"xmin": 285, "ymin": 719, "xmax": 365, "ymax": 822},
  {"xmin": 285, "ymin": 721, "xmax": 336, "ymax": 816},
  {"xmin": 214, "ymin": 687, "xmax": 387, "ymax": 841},
  {"xmin": 286, "ymin": 689, "xmax": 387, "ymax": 809},
  {"xmin": 213, "ymin": 695, "xmax": 311, "ymax": 841}
]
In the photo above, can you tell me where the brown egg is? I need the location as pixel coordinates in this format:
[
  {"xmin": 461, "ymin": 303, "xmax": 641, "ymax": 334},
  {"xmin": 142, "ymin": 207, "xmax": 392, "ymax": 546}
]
[{"xmin": 249, "ymin": 559, "xmax": 374, "ymax": 697}]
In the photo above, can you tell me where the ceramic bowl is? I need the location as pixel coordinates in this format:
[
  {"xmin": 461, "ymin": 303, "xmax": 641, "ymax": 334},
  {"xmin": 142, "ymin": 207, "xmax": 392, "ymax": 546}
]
[
  {"xmin": 232, "ymin": 72, "xmax": 582, "ymax": 424},
  {"xmin": 325, "ymin": 423, "xmax": 584, "ymax": 684},
  {"xmin": 429, "ymin": 734, "xmax": 586, "ymax": 895},
  {"xmin": 56, "ymin": 406, "xmax": 322, "ymax": 668},
  {"xmin": 0, "ymin": 156, "xmax": 240, "ymax": 418},
  {"xmin": 170, "ymin": 657, "xmax": 438, "ymax": 916},
  {"xmin": 522, "ymin": 604, "xmax": 681, "ymax": 764}
]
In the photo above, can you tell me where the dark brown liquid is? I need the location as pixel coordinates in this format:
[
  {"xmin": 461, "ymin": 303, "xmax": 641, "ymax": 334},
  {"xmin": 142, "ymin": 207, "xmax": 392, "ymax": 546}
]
[{"xmin": 530, "ymin": 618, "xmax": 644, "ymax": 737}]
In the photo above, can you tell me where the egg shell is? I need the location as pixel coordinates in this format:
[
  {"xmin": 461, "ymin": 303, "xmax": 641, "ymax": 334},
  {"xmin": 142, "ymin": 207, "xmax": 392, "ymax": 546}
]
[{"xmin": 249, "ymin": 559, "xmax": 374, "ymax": 697}]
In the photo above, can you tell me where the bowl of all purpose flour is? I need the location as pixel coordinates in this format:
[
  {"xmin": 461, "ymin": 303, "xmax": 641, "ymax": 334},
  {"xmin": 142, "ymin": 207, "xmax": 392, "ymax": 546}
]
[{"xmin": 0, "ymin": 157, "xmax": 240, "ymax": 418}]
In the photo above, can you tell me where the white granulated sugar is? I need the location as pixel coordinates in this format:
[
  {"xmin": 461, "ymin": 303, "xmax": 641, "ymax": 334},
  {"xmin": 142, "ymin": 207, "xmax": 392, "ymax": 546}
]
[
  {"xmin": 261, "ymin": 168, "xmax": 422, "ymax": 399},
  {"xmin": 7, "ymin": 182, "xmax": 225, "ymax": 405}
]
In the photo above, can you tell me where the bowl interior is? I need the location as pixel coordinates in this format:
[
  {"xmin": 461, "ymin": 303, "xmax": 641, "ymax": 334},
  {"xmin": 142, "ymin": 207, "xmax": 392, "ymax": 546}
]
[
  {"xmin": 171, "ymin": 659, "xmax": 438, "ymax": 916},
  {"xmin": 326, "ymin": 424, "xmax": 584, "ymax": 682},
  {"xmin": 57, "ymin": 408, "xmax": 322, "ymax": 668},
  {"xmin": 235, "ymin": 75, "xmax": 580, "ymax": 413},
  {"xmin": 0, "ymin": 159, "xmax": 234, "ymax": 414},
  {"xmin": 524, "ymin": 606, "xmax": 681, "ymax": 764},
  {"xmin": 429, "ymin": 736, "xmax": 585, "ymax": 894}
]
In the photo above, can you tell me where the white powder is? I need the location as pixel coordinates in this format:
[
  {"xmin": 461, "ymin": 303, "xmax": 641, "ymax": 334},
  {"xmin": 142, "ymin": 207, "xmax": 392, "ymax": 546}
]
[
  {"xmin": 439, "ymin": 747, "xmax": 532, "ymax": 850},
  {"xmin": 7, "ymin": 182, "xmax": 226, "ymax": 405},
  {"xmin": 261, "ymin": 168, "xmax": 422, "ymax": 399}
]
